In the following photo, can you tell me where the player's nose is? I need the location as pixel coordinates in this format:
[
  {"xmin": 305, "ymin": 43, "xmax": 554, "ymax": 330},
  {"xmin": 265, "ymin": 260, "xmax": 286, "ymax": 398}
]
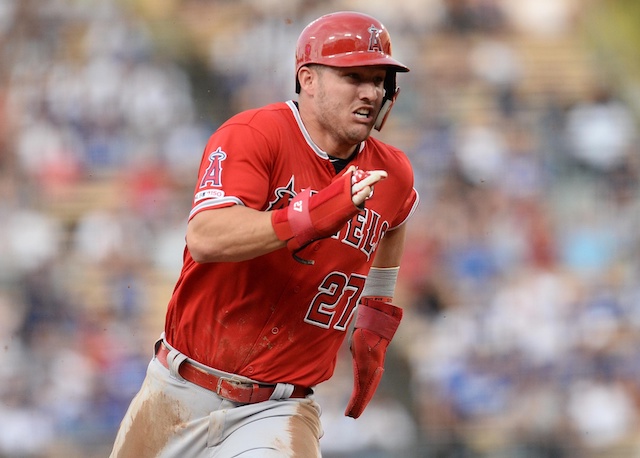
[{"xmin": 359, "ymin": 81, "xmax": 382, "ymax": 102}]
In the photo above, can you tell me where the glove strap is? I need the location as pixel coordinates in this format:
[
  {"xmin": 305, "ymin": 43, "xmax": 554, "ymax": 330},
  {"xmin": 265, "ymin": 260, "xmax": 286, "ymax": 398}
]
[
  {"xmin": 286, "ymin": 189, "xmax": 316, "ymax": 248},
  {"xmin": 355, "ymin": 299, "xmax": 402, "ymax": 341},
  {"xmin": 271, "ymin": 172, "xmax": 359, "ymax": 252}
]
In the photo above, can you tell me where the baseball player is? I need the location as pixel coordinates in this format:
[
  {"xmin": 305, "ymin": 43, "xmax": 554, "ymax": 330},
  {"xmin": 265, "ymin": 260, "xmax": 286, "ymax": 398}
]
[{"xmin": 110, "ymin": 11, "xmax": 418, "ymax": 457}]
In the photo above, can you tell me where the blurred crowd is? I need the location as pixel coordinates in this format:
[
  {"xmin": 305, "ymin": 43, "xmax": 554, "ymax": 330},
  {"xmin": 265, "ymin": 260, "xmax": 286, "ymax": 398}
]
[{"xmin": 1, "ymin": 0, "xmax": 639, "ymax": 457}]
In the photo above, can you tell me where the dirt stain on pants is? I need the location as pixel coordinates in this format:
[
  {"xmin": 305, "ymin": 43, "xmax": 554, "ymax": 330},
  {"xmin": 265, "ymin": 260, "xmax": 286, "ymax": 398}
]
[
  {"xmin": 284, "ymin": 400, "xmax": 323, "ymax": 457},
  {"xmin": 111, "ymin": 387, "xmax": 187, "ymax": 458}
]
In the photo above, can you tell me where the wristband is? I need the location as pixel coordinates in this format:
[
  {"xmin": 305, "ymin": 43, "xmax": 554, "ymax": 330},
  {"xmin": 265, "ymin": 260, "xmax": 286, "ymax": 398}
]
[{"xmin": 362, "ymin": 267, "xmax": 399, "ymax": 299}]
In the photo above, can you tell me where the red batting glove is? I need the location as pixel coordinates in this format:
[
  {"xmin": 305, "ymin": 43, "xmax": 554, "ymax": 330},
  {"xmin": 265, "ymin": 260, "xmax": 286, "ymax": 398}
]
[
  {"xmin": 345, "ymin": 297, "xmax": 403, "ymax": 419},
  {"xmin": 271, "ymin": 169, "xmax": 386, "ymax": 262}
]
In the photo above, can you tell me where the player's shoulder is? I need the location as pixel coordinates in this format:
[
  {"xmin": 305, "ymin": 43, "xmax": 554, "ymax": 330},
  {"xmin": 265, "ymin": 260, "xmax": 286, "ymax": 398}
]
[
  {"xmin": 365, "ymin": 135, "xmax": 406, "ymax": 155},
  {"xmin": 364, "ymin": 136, "xmax": 413, "ymax": 170}
]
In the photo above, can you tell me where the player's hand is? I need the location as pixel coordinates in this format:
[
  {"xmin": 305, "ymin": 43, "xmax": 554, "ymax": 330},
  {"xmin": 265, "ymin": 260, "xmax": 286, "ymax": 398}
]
[
  {"xmin": 348, "ymin": 166, "xmax": 388, "ymax": 207},
  {"xmin": 345, "ymin": 297, "xmax": 403, "ymax": 419},
  {"xmin": 271, "ymin": 167, "xmax": 384, "ymax": 263}
]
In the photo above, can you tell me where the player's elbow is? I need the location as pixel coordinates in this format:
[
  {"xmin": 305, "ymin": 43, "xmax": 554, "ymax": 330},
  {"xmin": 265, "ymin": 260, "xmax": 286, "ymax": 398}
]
[
  {"xmin": 185, "ymin": 212, "xmax": 229, "ymax": 263},
  {"xmin": 185, "ymin": 229, "xmax": 230, "ymax": 263},
  {"xmin": 186, "ymin": 230, "xmax": 253, "ymax": 263},
  {"xmin": 186, "ymin": 235, "xmax": 215, "ymax": 263}
]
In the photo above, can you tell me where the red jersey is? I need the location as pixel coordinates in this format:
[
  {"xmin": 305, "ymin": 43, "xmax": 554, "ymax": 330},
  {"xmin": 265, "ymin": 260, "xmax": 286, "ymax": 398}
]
[{"xmin": 164, "ymin": 101, "xmax": 419, "ymax": 387}]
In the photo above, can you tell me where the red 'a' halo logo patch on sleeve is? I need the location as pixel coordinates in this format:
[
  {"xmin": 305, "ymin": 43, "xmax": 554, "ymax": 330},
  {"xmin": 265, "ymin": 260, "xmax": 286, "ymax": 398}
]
[
  {"xmin": 194, "ymin": 147, "xmax": 227, "ymax": 202},
  {"xmin": 199, "ymin": 147, "xmax": 227, "ymax": 189}
]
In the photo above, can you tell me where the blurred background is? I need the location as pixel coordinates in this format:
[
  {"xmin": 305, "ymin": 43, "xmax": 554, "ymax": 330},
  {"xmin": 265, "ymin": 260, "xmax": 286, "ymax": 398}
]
[{"xmin": 1, "ymin": 0, "xmax": 640, "ymax": 456}]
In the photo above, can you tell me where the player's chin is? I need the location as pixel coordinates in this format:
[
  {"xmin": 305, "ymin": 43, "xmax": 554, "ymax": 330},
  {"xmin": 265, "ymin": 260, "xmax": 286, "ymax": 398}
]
[
  {"xmin": 348, "ymin": 122, "xmax": 374, "ymax": 139},
  {"xmin": 346, "ymin": 129, "xmax": 371, "ymax": 144}
]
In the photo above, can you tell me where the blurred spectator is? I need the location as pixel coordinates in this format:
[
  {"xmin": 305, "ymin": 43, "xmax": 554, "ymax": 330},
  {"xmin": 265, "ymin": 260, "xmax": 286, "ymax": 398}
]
[
  {"xmin": 454, "ymin": 112, "xmax": 508, "ymax": 186},
  {"xmin": 2, "ymin": 208, "xmax": 63, "ymax": 275},
  {"xmin": 567, "ymin": 375, "xmax": 638, "ymax": 449},
  {"xmin": 469, "ymin": 34, "xmax": 523, "ymax": 116},
  {"xmin": 500, "ymin": 0, "xmax": 579, "ymax": 37},
  {"xmin": 564, "ymin": 84, "xmax": 637, "ymax": 175}
]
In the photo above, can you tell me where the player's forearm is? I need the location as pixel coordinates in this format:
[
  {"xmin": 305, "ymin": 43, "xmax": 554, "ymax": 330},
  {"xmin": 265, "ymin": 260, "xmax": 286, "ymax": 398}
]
[
  {"xmin": 187, "ymin": 206, "xmax": 285, "ymax": 263},
  {"xmin": 371, "ymin": 223, "xmax": 406, "ymax": 268}
]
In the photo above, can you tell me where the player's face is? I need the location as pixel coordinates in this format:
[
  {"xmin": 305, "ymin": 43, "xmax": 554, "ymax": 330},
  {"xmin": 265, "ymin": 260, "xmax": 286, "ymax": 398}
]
[{"xmin": 313, "ymin": 66, "xmax": 386, "ymax": 152}]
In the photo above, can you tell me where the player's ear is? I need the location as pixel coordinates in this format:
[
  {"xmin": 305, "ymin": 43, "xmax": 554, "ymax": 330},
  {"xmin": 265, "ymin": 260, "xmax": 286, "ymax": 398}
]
[{"xmin": 297, "ymin": 65, "xmax": 317, "ymax": 95}]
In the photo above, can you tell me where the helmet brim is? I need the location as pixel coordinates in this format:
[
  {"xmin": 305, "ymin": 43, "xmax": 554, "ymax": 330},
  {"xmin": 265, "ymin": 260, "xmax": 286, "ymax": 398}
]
[{"xmin": 313, "ymin": 52, "xmax": 410, "ymax": 73}]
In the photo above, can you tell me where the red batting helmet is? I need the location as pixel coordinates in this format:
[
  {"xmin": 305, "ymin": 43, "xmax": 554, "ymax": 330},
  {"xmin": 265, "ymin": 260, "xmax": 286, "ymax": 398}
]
[{"xmin": 295, "ymin": 11, "xmax": 410, "ymax": 131}]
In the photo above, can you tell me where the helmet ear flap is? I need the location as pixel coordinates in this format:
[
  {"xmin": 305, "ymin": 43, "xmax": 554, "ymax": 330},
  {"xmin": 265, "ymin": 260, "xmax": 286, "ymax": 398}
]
[{"xmin": 374, "ymin": 72, "xmax": 400, "ymax": 131}]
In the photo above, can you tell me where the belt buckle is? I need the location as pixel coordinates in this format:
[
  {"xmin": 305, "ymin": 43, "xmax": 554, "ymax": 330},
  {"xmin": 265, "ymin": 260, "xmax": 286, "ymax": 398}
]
[
  {"xmin": 215, "ymin": 375, "xmax": 233, "ymax": 395},
  {"xmin": 215, "ymin": 375, "xmax": 250, "ymax": 399}
]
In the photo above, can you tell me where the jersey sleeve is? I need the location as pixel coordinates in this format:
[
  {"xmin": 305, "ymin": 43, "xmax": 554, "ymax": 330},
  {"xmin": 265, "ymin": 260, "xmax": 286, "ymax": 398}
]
[
  {"xmin": 189, "ymin": 121, "xmax": 274, "ymax": 221},
  {"xmin": 389, "ymin": 186, "xmax": 419, "ymax": 230},
  {"xmin": 386, "ymin": 148, "xmax": 420, "ymax": 230}
]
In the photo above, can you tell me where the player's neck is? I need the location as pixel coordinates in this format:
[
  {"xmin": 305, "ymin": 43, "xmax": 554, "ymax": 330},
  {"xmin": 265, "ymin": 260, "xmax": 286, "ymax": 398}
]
[{"xmin": 296, "ymin": 100, "xmax": 361, "ymax": 160}]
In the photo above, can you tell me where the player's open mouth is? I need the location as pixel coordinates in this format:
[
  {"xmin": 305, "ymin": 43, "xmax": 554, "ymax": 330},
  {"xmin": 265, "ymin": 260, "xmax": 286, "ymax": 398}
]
[{"xmin": 354, "ymin": 108, "xmax": 372, "ymax": 120}]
